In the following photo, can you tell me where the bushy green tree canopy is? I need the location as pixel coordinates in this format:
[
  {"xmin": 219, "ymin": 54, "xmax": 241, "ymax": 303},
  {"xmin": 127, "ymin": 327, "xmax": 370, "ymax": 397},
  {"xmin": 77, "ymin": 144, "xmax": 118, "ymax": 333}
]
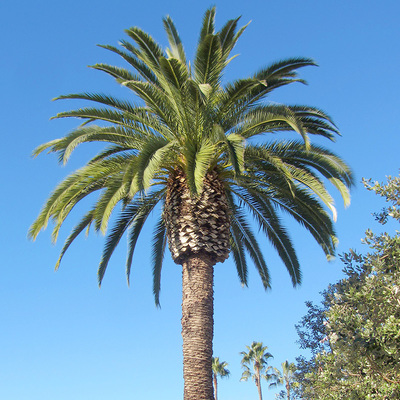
[{"xmin": 295, "ymin": 175, "xmax": 400, "ymax": 399}]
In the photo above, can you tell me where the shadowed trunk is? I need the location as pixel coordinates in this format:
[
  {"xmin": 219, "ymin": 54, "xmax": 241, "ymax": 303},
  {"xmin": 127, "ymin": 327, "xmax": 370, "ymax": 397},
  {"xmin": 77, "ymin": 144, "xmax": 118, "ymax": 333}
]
[{"xmin": 182, "ymin": 254, "xmax": 214, "ymax": 400}]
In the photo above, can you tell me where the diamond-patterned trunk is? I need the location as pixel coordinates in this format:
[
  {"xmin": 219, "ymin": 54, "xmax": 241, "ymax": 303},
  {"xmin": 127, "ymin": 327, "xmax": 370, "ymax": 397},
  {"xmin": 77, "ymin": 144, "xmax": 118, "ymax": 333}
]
[
  {"xmin": 163, "ymin": 168, "xmax": 231, "ymax": 400},
  {"xmin": 164, "ymin": 168, "xmax": 231, "ymax": 265}
]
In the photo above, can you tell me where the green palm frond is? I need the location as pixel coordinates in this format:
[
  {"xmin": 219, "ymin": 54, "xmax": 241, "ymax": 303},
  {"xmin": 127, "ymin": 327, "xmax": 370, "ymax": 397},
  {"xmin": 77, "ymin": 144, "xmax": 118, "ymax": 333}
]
[
  {"xmin": 134, "ymin": 136, "xmax": 173, "ymax": 191},
  {"xmin": 237, "ymin": 104, "xmax": 310, "ymax": 147},
  {"xmin": 183, "ymin": 139, "xmax": 217, "ymax": 195},
  {"xmin": 233, "ymin": 187, "xmax": 301, "ymax": 286},
  {"xmin": 98, "ymin": 189, "xmax": 164, "ymax": 285},
  {"xmin": 93, "ymin": 178, "xmax": 128, "ymax": 234},
  {"xmin": 231, "ymin": 206, "xmax": 270, "ymax": 290},
  {"xmin": 163, "ymin": 15, "xmax": 186, "ymax": 64},
  {"xmin": 97, "ymin": 44, "xmax": 158, "ymax": 84},
  {"xmin": 194, "ymin": 33, "xmax": 223, "ymax": 87},
  {"xmin": 199, "ymin": 7, "xmax": 216, "ymax": 43},
  {"xmin": 218, "ymin": 16, "xmax": 249, "ymax": 63},
  {"xmin": 152, "ymin": 214, "xmax": 167, "ymax": 307},
  {"xmin": 125, "ymin": 27, "xmax": 164, "ymax": 73},
  {"xmin": 55, "ymin": 210, "xmax": 95, "ymax": 271},
  {"xmin": 254, "ymin": 57, "xmax": 316, "ymax": 82},
  {"xmin": 89, "ymin": 63, "xmax": 142, "ymax": 82}
]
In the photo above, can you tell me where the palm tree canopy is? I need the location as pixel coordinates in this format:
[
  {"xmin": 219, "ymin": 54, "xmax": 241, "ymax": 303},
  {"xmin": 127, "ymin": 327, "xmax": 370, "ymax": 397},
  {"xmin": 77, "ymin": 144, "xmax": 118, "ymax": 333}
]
[
  {"xmin": 212, "ymin": 357, "xmax": 230, "ymax": 379},
  {"xmin": 268, "ymin": 360, "xmax": 297, "ymax": 388},
  {"xmin": 29, "ymin": 7, "xmax": 353, "ymax": 305},
  {"xmin": 240, "ymin": 341, "xmax": 273, "ymax": 382}
]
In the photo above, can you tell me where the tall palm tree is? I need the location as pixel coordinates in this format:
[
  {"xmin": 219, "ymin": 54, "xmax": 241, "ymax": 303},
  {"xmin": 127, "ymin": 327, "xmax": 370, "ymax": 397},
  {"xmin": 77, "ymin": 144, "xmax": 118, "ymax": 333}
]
[
  {"xmin": 212, "ymin": 357, "xmax": 230, "ymax": 400},
  {"xmin": 29, "ymin": 7, "xmax": 353, "ymax": 400},
  {"xmin": 240, "ymin": 341, "xmax": 274, "ymax": 400},
  {"xmin": 268, "ymin": 360, "xmax": 298, "ymax": 400}
]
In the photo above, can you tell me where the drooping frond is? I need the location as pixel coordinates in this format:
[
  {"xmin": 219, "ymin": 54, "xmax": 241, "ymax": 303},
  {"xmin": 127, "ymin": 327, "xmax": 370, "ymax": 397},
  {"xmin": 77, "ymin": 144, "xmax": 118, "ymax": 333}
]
[
  {"xmin": 98, "ymin": 189, "xmax": 165, "ymax": 285},
  {"xmin": 234, "ymin": 187, "xmax": 301, "ymax": 286},
  {"xmin": 227, "ymin": 193, "xmax": 271, "ymax": 290},
  {"xmin": 55, "ymin": 210, "xmax": 95, "ymax": 270},
  {"xmin": 237, "ymin": 104, "xmax": 310, "ymax": 148},
  {"xmin": 152, "ymin": 214, "xmax": 167, "ymax": 307}
]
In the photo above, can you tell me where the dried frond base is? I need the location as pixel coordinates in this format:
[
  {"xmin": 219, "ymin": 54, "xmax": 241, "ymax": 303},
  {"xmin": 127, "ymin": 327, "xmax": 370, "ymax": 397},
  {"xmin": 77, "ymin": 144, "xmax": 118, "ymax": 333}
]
[{"xmin": 164, "ymin": 169, "xmax": 231, "ymax": 265}]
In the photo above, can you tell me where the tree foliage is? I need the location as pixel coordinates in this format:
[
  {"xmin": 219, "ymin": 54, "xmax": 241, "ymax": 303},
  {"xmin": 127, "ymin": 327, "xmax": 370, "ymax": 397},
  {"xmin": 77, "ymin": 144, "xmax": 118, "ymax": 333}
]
[
  {"xmin": 240, "ymin": 342, "xmax": 274, "ymax": 400},
  {"xmin": 29, "ymin": 7, "xmax": 353, "ymax": 304},
  {"xmin": 269, "ymin": 360, "xmax": 299, "ymax": 400},
  {"xmin": 294, "ymin": 175, "xmax": 400, "ymax": 399}
]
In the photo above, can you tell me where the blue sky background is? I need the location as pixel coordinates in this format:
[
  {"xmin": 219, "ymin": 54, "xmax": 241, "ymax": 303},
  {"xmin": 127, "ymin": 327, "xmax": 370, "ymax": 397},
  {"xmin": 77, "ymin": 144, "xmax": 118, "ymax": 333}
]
[{"xmin": 1, "ymin": 1, "xmax": 399, "ymax": 399}]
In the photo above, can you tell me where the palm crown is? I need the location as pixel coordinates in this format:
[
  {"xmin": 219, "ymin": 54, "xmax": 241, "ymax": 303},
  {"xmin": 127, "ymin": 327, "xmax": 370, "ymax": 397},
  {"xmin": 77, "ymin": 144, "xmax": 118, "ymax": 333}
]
[
  {"xmin": 29, "ymin": 8, "xmax": 352, "ymax": 307},
  {"xmin": 29, "ymin": 8, "xmax": 353, "ymax": 400}
]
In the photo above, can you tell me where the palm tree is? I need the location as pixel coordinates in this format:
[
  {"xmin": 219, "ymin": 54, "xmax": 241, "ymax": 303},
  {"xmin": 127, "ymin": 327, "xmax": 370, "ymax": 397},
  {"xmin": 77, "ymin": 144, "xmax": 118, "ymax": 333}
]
[
  {"xmin": 240, "ymin": 341, "xmax": 274, "ymax": 400},
  {"xmin": 212, "ymin": 357, "xmax": 230, "ymax": 400},
  {"xmin": 29, "ymin": 7, "xmax": 353, "ymax": 400},
  {"xmin": 268, "ymin": 361, "xmax": 298, "ymax": 400},
  {"xmin": 269, "ymin": 360, "xmax": 296, "ymax": 400}
]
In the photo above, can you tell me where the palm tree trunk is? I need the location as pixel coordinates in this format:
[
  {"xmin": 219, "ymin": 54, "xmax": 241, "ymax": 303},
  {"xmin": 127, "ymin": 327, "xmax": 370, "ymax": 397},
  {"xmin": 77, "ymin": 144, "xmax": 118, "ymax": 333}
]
[
  {"xmin": 213, "ymin": 374, "xmax": 218, "ymax": 400},
  {"xmin": 182, "ymin": 253, "xmax": 214, "ymax": 400},
  {"xmin": 286, "ymin": 381, "xmax": 290, "ymax": 400},
  {"xmin": 256, "ymin": 371, "xmax": 263, "ymax": 400}
]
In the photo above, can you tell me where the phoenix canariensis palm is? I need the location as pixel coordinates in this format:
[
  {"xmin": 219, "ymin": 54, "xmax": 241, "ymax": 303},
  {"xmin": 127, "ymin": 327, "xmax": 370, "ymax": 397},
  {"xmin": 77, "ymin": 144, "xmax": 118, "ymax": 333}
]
[
  {"xmin": 29, "ymin": 7, "xmax": 353, "ymax": 400},
  {"xmin": 268, "ymin": 361, "xmax": 298, "ymax": 400},
  {"xmin": 240, "ymin": 342, "xmax": 274, "ymax": 400},
  {"xmin": 212, "ymin": 357, "xmax": 230, "ymax": 400}
]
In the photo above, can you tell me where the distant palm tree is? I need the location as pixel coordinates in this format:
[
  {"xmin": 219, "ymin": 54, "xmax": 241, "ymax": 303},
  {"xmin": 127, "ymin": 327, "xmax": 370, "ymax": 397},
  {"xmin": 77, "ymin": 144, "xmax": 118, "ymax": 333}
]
[
  {"xmin": 30, "ymin": 7, "xmax": 352, "ymax": 400},
  {"xmin": 268, "ymin": 360, "xmax": 298, "ymax": 400},
  {"xmin": 212, "ymin": 357, "xmax": 230, "ymax": 400},
  {"xmin": 240, "ymin": 342, "xmax": 273, "ymax": 400}
]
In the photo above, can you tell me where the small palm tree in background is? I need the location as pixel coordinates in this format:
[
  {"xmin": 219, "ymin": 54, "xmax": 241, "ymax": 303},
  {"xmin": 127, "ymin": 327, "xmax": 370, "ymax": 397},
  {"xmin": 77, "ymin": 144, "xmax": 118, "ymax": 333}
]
[
  {"xmin": 30, "ymin": 7, "xmax": 353, "ymax": 400},
  {"xmin": 240, "ymin": 342, "xmax": 274, "ymax": 400},
  {"xmin": 212, "ymin": 357, "xmax": 230, "ymax": 400},
  {"xmin": 268, "ymin": 360, "xmax": 298, "ymax": 400}
]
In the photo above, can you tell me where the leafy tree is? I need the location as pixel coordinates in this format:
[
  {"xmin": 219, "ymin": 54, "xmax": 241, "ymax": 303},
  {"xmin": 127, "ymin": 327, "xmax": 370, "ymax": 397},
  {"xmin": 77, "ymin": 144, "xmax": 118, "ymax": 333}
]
[
  {"xmin": 29, "ymin": 7, "xmax": 352, "ymax": 400},
  {"xmin": 240, "ymin": 342, "xmax": 274, "ymax": 400},
  {"xmin": 268, "ymin": 360, "xmax": 299, "ymax": 400},
  {"xmin": 294, "ymin": 175, "xmax": 400, "ymax": 399},
  {"xmin": 212, "ymin": 357, "xmax": 230, "ymax": 400}
]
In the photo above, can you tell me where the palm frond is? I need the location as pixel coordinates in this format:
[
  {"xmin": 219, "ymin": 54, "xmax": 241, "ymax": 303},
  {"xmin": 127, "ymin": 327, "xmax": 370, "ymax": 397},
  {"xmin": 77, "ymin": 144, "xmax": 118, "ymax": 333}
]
[
  {"xmin": 163, "ymin": 15, "xmax": 187, "ymax": 64},
  {"xmin": 97, "ymin": 44, "xmax": 158, "ymax": 84},
  {"xmin": 54, "ymin": 210, "xmax": 95, "ymax": 270},
  {"xmin": 234, "ymin": 187, "xmax": 301, "ymax": 286},
  {"xmin": 98, "ymin": 189, "xmax": 164, "ymax": 285},
  {"xmin": 199, "ymin": 7, "xmax": 216, "ymax": 43},
  {"xmin": 194, "ymin": 34, "xmax": 223, "ymax": 87},
  {"xmin": 125, "ymin": 27, "xmax": 164, "ymax": 73},
  {"xmin": 152, "ymin": 214, "xmax": 167, "ymax": 307},
  {"xmin": 229, "ymin": 202, "xmax": 271, "ymax": 290},
  {"xmin": 89, "ymin": 63, "xmax": 141, "ymax": 82},
  {"xmin": 134, "ymin": 136, "xmax": 173, "ymax": 191}
]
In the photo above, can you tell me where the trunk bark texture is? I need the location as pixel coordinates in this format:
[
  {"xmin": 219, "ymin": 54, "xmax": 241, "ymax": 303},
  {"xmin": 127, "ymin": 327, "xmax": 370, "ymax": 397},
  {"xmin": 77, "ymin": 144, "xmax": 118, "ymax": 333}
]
[
  {"xmin": 164, "ymin": 169, "xmax": 231, "ymax": 265},
  {"xmin": 213, "ymin": 374, "xmax": 218, "ymax": 400},
  {"xmin": 164, "ymin": 168, "xmax": 231, "ymax": 400},
  {"xmin": 182, "ymin": 254, "xmax": 214, "ymax": 400},
  {"xmin": 256, "ymin": 371, "xmax": 263, "ymax": 400}
]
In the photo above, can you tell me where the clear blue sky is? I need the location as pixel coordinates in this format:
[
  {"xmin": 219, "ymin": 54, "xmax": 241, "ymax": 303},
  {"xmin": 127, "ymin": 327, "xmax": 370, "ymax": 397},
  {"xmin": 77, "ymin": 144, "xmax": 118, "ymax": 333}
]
[{"xmin": 1, "ymin": 1, "xmax": 399, "ymax": 399}]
